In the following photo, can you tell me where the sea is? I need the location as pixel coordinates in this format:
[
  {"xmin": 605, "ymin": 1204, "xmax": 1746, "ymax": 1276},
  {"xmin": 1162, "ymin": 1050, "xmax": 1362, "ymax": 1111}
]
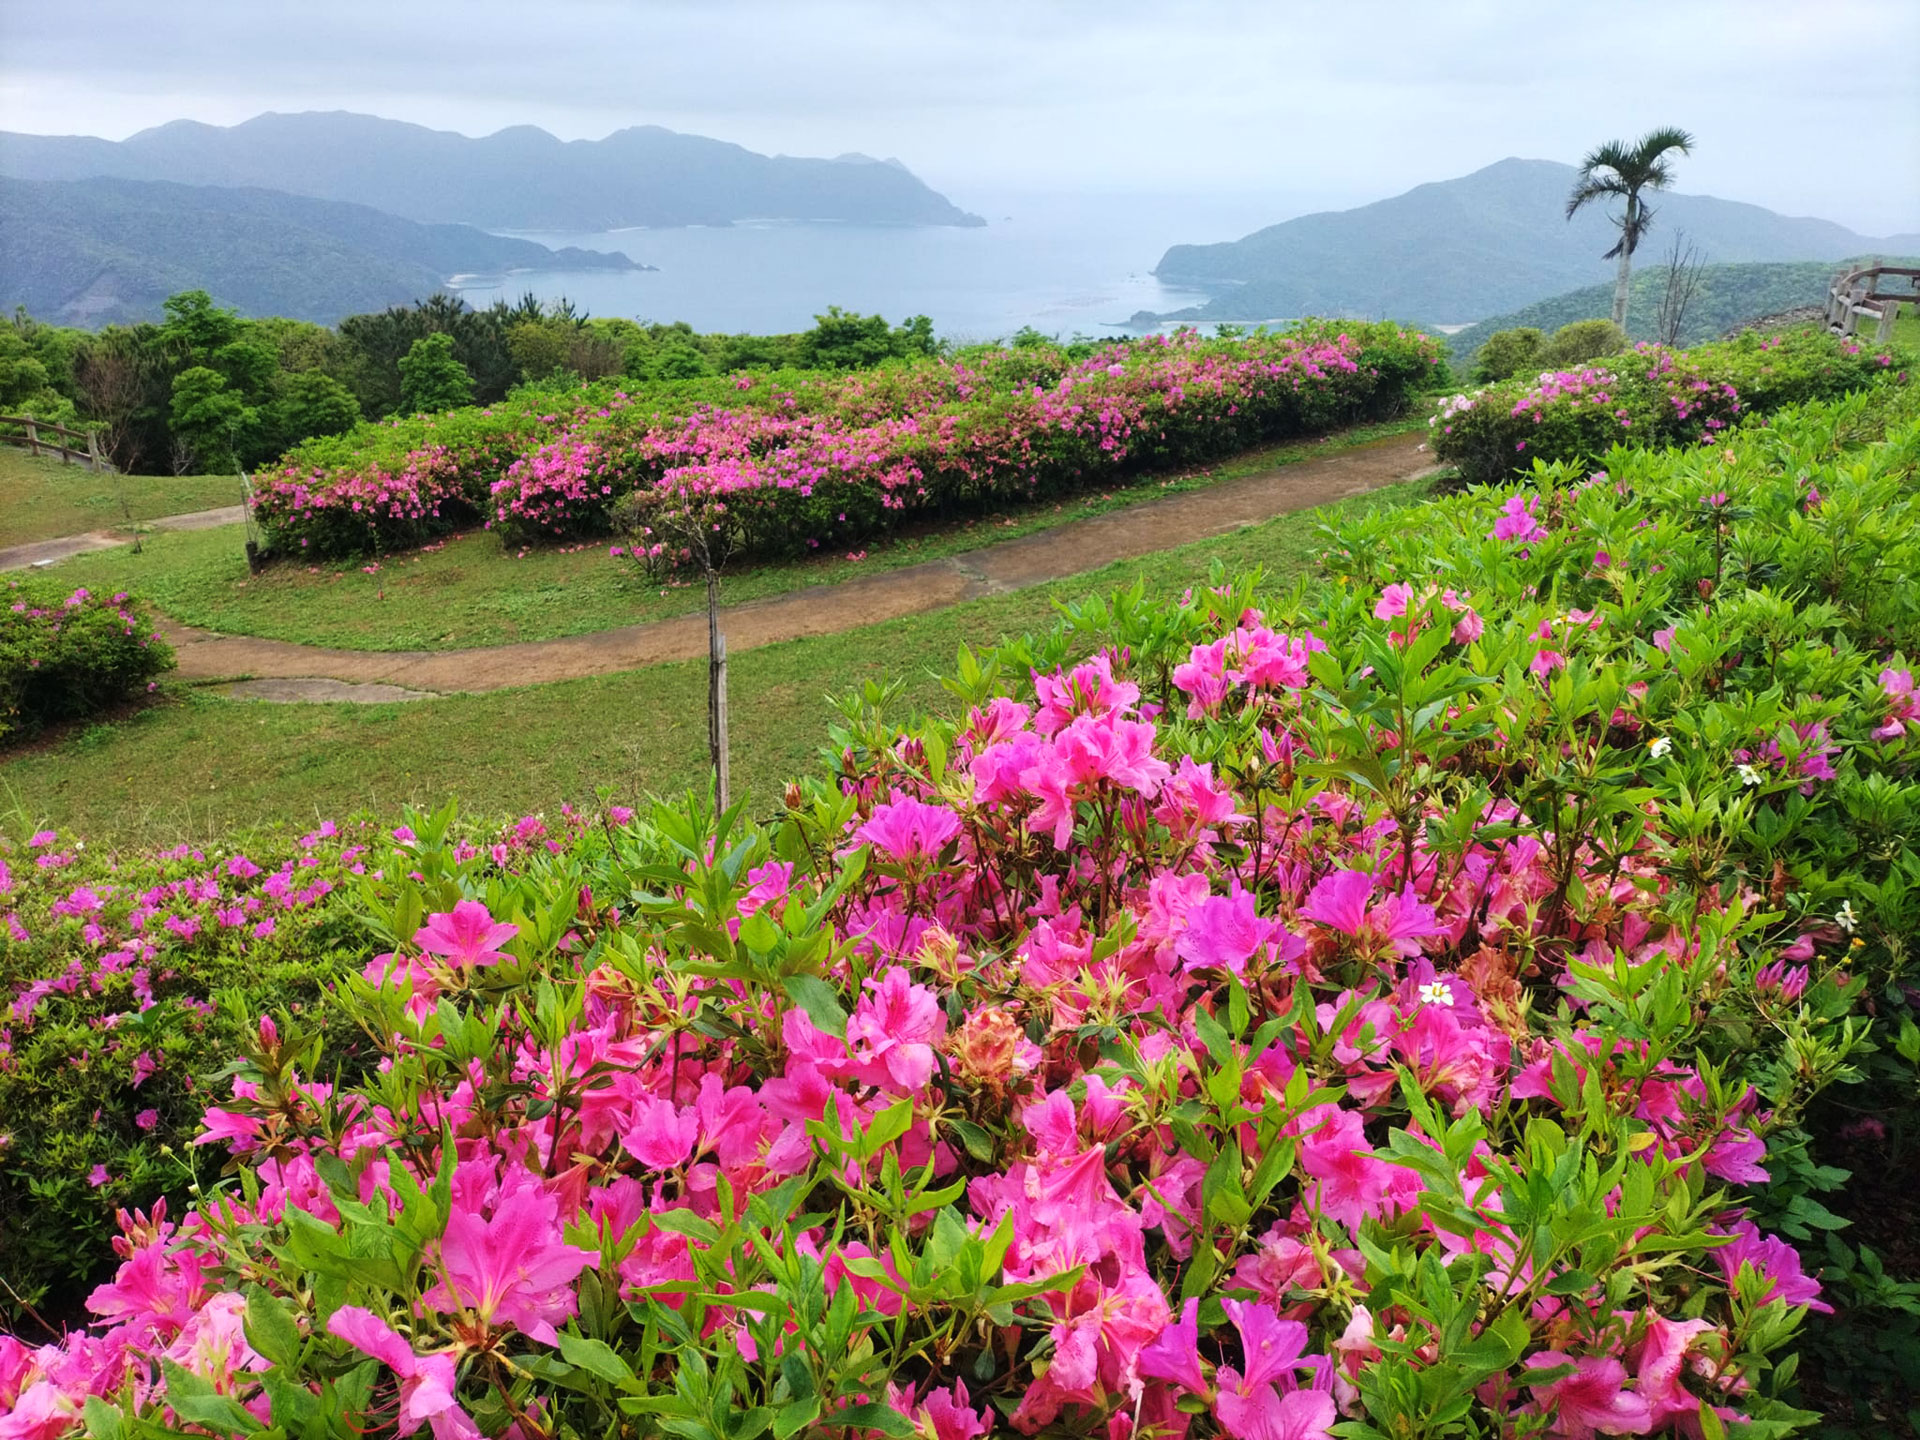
[{"xmin": 447, "ymin": 190, "xmax": 1290, "ymax": 343}]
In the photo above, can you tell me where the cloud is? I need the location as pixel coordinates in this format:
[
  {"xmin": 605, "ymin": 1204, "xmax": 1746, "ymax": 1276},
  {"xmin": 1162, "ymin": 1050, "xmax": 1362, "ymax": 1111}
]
[{"xmin": 2, "ymin": 0, "xmax": 1916, "ymax": 233}]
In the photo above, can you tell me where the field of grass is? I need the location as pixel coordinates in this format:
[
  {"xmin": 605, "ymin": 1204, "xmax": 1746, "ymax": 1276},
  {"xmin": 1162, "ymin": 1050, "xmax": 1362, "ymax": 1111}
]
[
  {"xmin": 34, "ymin": 419, "xmax": 1421, "ymax": 650},
  {"xmin": 0, "ymin": 448, "xmax": 242, "ymax": 549},
  {"xmin": 0, "ymin": 477, "xmax": 1430, "ymax": 845}
]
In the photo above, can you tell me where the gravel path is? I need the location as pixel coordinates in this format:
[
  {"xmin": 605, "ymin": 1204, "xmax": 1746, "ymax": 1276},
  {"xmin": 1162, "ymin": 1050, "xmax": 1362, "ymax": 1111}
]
[
  {"xmin": 0, "ymin": 506, "xmax": 247, "ymax": 571},
  {"xmin": 142, "ymin": 433, "xmax": 1436, "ymax": 701}
]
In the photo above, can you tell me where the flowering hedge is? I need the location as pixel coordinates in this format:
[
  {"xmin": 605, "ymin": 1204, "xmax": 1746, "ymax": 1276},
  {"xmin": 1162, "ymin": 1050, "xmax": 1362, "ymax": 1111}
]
[
  {"xmin": 253, "ymin": 324, "xmax": 1445, "ymax": 560},
  {"xmin": 5, "ymin": 389, "xmax": 1918, "ymax": 1436},
  {"xmin": 1, "ymin": 581, "xmax": 173, "ymax": 749},
  {"xmin": 1429, "ymin": 327, "xmax": 1900, "ymax": 486}
]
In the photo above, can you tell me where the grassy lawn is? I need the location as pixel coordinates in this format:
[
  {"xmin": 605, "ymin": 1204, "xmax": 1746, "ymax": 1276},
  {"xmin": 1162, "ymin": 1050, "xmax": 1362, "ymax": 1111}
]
[
  {"xmin": 0, "ymin": 448, "xmax": 242, "ymax": 549},
  {"xmin": 36, "ymin": 418, "xmax": 1423, "ymax": 651},
  {"xmin": 0, "ymin": 477, "xmax": 1431, "ymax": 846}
]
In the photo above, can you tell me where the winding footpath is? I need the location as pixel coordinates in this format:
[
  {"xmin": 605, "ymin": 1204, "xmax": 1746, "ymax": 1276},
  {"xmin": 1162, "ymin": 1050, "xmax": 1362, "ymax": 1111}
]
[
  {"xmin": 0, "ymin": 506, "xmax": 247, "ymax": 571},
  {"xmin": 39, "ymin": 433, "xmax": 1441, "ymax": 703}
]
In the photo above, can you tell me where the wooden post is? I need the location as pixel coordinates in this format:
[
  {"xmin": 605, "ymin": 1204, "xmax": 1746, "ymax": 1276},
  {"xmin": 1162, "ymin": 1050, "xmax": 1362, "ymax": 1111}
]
[
  {"xmin": 1876, "ymin": 302, "xmax": 1898, "ymax": 345},
  {"xmin": 706, "ymin": 566, "xmax": 730, "ymax": 812},
  {"xmin": 87, "ymin": 430, "xmax": 103, "ymax": 473},
  {"xmin": 24, "ymin": 420, "xmax": 38, "ymax": 458}
]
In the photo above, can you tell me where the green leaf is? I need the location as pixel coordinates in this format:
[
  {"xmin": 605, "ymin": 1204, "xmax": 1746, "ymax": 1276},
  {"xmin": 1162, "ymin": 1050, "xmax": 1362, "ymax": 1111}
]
[
  {"xmin": 244, "ymin": 1285, "xmax": 303, "ymax": 1369},
  {"xmin": 557, "ymin": 1331, "xmax": 640, "ymax": 1390},
  {"xmin": 81, "ymin": 1397, "xmax": 123, "ymax": 1440},
  {"xmin": 780, "ymin": 975, "xmax": 848, "ymax": 1033}
]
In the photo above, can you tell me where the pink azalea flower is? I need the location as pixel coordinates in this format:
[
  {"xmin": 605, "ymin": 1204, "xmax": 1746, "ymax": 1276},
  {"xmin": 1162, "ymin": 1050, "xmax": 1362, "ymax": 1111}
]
[
  {"xmin": 422, "ymin": 1181, "xmax": 597, "ymax": 1344},
  {"xmin": 1213, "ymin": 1384, "xmax": 1337, "ymax": 1440},
  {"xmin": 1138, "ymin": 1296, "xmax": 1209, "ymax": 1396},
  {"xmin": 1524, "ymin": 1352, "xmax": 1653, "ymax": 1440},
  {"xmin": 842, "ymin": 966, "xmax": 946, "ymax": 1092},
  {"xmin": 329, "ymin": 1306, "xmax": 480, "ymax": 1440},
  {"xmin": 857, "ymin": 794, "xmax": 962, "ymax": 863},
  {"xmin": 1176, "ymin": 884, "xmax": 1278, "ymax": 976},
  {"xmin": 414, "ymin": 900, "xmax": 519, "ymax": 969}
]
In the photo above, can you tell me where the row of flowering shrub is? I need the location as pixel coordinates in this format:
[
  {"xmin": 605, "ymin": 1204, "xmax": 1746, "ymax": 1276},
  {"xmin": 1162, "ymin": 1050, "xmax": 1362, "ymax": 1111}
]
[
  {"xmin": 0, "ymin": 581, "xmax": 172, "ymax": 750},
  {"xmin": 253, "ymin": 323, "xmax": 1446, "ymax": 560},
  {"xmin": 4, "ymin": 385, "xmax": 1918, "ymax": 1436},
  {"xmin": 1430, "ymin": 326, "xmax": 1901, "ymax": 486}
]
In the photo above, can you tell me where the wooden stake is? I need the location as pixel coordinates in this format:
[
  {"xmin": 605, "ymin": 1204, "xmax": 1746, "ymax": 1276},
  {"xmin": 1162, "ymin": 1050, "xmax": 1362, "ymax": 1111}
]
[{"xmin": 707, "ymin": 567, "xmax": 730, "ymax": 812}]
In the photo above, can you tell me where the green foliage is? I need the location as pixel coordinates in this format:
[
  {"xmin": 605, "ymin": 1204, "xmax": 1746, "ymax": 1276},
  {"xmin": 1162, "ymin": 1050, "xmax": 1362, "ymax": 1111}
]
[
  {"xmin": 0, "ymin": 579, "xmax": 173, "ymax": 748},
  {"xmin": 262, "ymin": 370, "xmax": 359, "ymax": 454},
  {"xmin": 167, "ymin": 366, "xmax": 254, "ymax": 473},
  {"xmin": 1472, "ymin": 326, "xmax": 1543, "ymax": 383},
  {"xmin": 1432, "ymin": 327, "xmax": 1901, "ymax": 486},
  {"xmin": 1535, "ymin": 318, "xmax": 1629, "ymax": 369},
  {"xmin": 397, "ymin": 332, "xmax": 474, "ymax": 414}
]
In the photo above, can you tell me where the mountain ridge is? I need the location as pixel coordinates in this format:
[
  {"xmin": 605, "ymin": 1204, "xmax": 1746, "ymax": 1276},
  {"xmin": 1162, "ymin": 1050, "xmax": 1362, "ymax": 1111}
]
[
  {"xmin": 0, "ymin": 175, "xmax": 642, "ymax": 327},
  {"xmin": 0, "ymin": 110, "xmax": 986, "ymax": 230},
  {"xmin": 1146, "ymin": 158, "xmax": 1920, "ymax": 325}
]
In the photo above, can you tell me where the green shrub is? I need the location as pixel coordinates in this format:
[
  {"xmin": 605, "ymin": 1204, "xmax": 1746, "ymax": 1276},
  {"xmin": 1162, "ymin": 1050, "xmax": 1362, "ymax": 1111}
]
[
  {"xmin": 1471, "ymin": 325, "xmax": 1543, "ymax": 382},
  {"xmin": 0, "ymin": 582, "xmax": 174, "ymax": 748},
  {"xmin": 0, "ymin": 821, "xmax": 380, "ymax": 1319},
  {"xmin": 1535, "ymin": 317, "xmax": 1629, "ymax": 369},
  {"xmin": 1432, "ymin": 326, "xmax": 1900, "ymax": 485}
]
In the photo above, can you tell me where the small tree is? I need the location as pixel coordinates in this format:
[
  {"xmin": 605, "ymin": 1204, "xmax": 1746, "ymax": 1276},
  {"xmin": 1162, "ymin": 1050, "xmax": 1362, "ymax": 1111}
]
[
  {"xmin": 1654, "ymin": 231, "xmax": 1709, "ymax": 346},
  {"xmin": 397, "ymin": 333, "xmax": 474, "ymax": 414},
  {"xmin": 168, "ymin": 366, "xmax": 254, "ymax": 473},
  {"xmin": 612, "ymin": 489, "xmax": 738, "ymax": 808},
  {"xmin": 1566, "ymin": 127, "xmax": 1694, "ymax": 331},
  {"xmin": 1472, "ymin": 327, "xmax": 1544, "ymax": 383}
]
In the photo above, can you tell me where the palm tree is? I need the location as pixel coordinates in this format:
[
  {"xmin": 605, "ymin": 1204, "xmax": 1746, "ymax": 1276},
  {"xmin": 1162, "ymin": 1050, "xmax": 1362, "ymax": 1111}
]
[{"xmin": 1566, "ymin": 127, "xmax": 1695, "ymax": 331}]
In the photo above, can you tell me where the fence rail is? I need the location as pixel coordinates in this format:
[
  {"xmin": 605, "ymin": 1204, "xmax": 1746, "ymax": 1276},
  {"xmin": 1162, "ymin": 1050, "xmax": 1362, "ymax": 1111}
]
[
  {"xmin": 0, "ymin": 415, "xmax": 116, "ymax": 472},
  {"xmin": 1825, "ymin": 265, "xmax": 1920, "ymax": 343}
]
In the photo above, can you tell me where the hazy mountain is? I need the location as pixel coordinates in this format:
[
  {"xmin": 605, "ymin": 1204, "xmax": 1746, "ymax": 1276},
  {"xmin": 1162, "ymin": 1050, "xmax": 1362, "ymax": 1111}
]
[
  {"xmin": 1442, "ymin": 256, "xmax": 1920, "ymax": 370},
  {"xmin": 1145, "ymin": 159, "xmax": 1920, "ymax": 325},
  {"xmin": 0, "ymin": 176, "xmax": 641, "ymax": 327},
  {"xmin": 0, "ymin": 111, "xmax": 986, "ymax": 230}
]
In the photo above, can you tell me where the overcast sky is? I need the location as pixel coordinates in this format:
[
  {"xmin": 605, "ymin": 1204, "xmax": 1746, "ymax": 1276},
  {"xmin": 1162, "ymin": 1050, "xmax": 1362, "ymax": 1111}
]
[{"xmin": 3, "ymin": 0, "xmax": 1916, "ymax": 237}]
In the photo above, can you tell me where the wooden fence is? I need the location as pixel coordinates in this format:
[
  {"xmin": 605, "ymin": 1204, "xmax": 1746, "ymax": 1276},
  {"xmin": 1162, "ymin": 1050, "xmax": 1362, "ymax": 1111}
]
[
  {"xmin": 1825, "ymin": 266, "xmax": 1920, "ymax": 343},
  {"xmin": 0, "ymin": 415, "xmax": 116, "ymax": 472}
]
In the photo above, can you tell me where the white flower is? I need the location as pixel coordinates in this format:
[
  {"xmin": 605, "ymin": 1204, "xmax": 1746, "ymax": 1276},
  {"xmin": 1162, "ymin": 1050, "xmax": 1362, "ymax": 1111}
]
[
  {"xmin": 1835, "ymin": 901, "xmax": 1857, "ymax": 933},
  {"xmin": 1648, "ymin": 736, "xmax": 1672, "ymax": 759},
  {"xmin": 1418, "ymin": 981, "xmax": 1455, "ymax": 1007},
  {"xmin": 1736, "ymin": 763, "xmax": 1763, "ymax": 787}
]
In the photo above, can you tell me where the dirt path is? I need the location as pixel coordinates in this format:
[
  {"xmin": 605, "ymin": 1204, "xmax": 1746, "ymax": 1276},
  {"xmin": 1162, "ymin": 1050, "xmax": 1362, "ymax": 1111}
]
[
  {"xmin": 0, "ymin": 506, "xmax": 247, "ymax": 572},
  {"xmin": 157, "ymin": 432, "xmax": 1437, "ymax": 699}
]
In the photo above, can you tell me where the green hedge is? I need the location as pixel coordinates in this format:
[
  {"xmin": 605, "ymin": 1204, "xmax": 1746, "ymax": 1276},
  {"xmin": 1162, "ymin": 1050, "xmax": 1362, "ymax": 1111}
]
[
  {"xmin": 1430, "ymin": 327, "xmax": 1903, "ymax": 486},
  {"xmin": 1, "ymin": 581, "xmax": 173, "ymax": 748}
]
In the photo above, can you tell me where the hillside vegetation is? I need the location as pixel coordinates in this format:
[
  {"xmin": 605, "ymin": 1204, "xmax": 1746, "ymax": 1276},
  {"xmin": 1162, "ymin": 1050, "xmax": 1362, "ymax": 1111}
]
[
  {"xmin": 0, "ymin": 176, "xmax": 638, "ymax": 327},
  {"xmin": 1145, "ymin": 157, "xmax": 1920, "ymax": 325},
  {"xmin": 1445, "ymin": 256, "xmax": 1920, "ymax": 369}
]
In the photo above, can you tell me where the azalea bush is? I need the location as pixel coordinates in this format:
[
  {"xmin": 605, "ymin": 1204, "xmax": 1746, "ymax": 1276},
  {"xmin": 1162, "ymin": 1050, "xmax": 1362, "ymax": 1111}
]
[
  {"xmin": 254, "ymin": 324, "xmax": 1445, "ymax": 560},
  {"xmin": 0, "ymin": 809, "xmax": 620, "ymax": 1326},
  {"xmin": 1431, "ymin": 327, "xmax": 1900, "ymax": 486},
  {"xmin": 3, "ymin": 388, "xmax": 1918, "ymax": 1436},
  {"xmin": 0, "ymin": 581, "xmax": 173, "ymax": 750}
]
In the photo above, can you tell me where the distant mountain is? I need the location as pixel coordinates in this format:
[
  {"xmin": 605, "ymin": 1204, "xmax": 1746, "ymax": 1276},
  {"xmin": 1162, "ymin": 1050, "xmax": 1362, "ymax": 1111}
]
[
  {"xmin": 1145, "ymin": 159, "xmax": 1920, "ymax": 325},
  {"xmin": 0, "ymin": 176, "xmax": 641, "ymax": 327},
  {"xmin": 1442, "ymin": 256, "xmax": 1920, "ymax": 371},
  {"xmin": 0, "ymin": 111, "xmax": 986, "ymax": 230}
]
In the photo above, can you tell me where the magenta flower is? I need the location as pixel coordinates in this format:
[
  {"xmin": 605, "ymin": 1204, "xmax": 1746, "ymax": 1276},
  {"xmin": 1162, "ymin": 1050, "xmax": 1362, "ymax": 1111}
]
[
  {"xmin": 1137, "ymin": 1296, "xmax": 1209, "ymax": 1396},
  {"xmin": 1300, "ymin": 869, "xmax": 1373, "ymax": 935},
  {"xmin": 1176, "ymin": 884, "xmax": 1279, "ymax": 976},
  {"xmin": 329, "ymin": 1306, "xmax": 480, "ymax": 1440},
  {"xmin": 422, "ymin": 1181, "xmax": 597, "ymax": 1344},
  {"xmin": 414, "ymin": 900, "xmax": 519, "ymax": 969},
  {"xmin": 857, "ymin": 794, "xmax": 962, "ymax": 864},
  {"xmin": 1489, "ymin": 493, "xmax": 1548, "ymax": 544},
  {"xmin": 1524, "ymin": 1352, "xmax": 1653, "ymax": 1440},
  {"xmin": 1712, "ymin": 1220, "xmax": 1829, "ymax": 1312},
  {"xmin": 842, "ymin": 966, "xmax": 946, "ymax": 1092}
]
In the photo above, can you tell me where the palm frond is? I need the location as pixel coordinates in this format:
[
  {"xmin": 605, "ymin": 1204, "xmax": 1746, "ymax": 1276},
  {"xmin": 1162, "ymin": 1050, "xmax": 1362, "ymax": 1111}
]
[{"xmin": 1565, "ymin": 174, "xmax": 1628, "ymax": 220}]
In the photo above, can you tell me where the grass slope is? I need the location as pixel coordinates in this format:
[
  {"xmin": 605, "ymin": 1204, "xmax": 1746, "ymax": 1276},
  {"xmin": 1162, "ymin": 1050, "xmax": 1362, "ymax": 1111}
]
[
  {"xmin": 38, "ymin": 420, "xmax": 1421, "ymax": 651},
  {"xmin": 0, "ymin": 449, "xmax": 242, "ymax": 549},
  {"xmin": 0, "ymin": 480, "xmax": 1429, "ymax": 845}
]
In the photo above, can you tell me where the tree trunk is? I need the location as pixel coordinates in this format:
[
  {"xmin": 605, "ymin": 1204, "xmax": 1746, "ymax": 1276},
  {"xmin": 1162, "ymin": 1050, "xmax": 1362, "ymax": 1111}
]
[{"xmin": 1612, "ymin": 195, "xmax": 1636, "ymax": 330}]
